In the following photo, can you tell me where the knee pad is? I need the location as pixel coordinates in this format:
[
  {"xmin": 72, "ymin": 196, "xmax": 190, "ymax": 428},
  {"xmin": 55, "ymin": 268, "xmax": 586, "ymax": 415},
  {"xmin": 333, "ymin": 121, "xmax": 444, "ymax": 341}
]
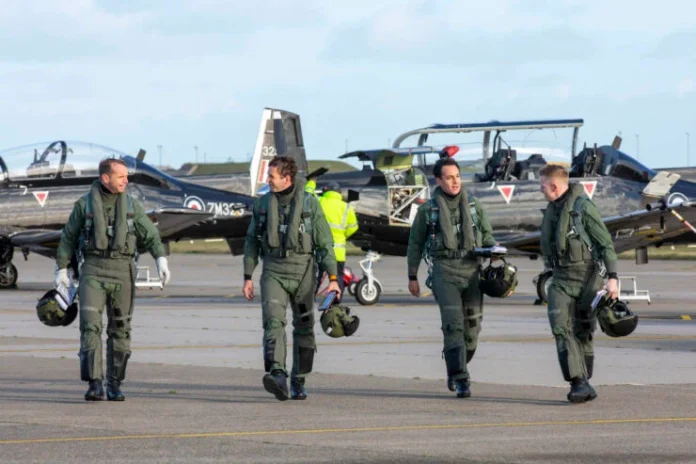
[
  {"xmin": 551, "ymin": 327, "xmax": 569, "ymax": 353},
  {"xmin": 442, "ymin": 320, "xmax": 464, "ymax": 336},
  {"xmin": 81, "ymin": 321, "xmax": 102, "ymax": 337},
  {"xmin": 264, "ymin": 318, "xmax": 285, "ymax": 331}
]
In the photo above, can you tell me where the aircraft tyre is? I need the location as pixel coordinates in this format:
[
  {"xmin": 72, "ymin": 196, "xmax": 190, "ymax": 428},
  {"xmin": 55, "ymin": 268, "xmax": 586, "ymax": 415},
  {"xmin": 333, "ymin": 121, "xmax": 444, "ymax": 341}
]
[
  {"xmin": 0, "ymin": 263, "xmax": 18, "ymax": 289},
  {"xmin": 348, "ymin": 282, "xmax": 357, "ymax": 296},
  {"xmin": 536, "ymin": 271, "xmax": 553, "ymax": 305},
  {"xmin": 355, "ymin": 278, "xmax": 381, "ymax": 306}
]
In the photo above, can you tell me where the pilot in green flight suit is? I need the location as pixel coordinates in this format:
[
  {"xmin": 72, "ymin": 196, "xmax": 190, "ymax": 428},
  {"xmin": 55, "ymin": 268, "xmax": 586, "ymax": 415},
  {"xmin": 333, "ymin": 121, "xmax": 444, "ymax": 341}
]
[
  {"xmin": 539, "ymin": 164, "xmax": 619, "ymax": 403},
  {"xmin": 243, "ymin": 156, "xmax": 340, "ymax": 402},
  {"xmin": 407, "ymin": 157, "xmax": 496, "ymax": 398},
  {"xmin": 55, "ymin": 158, "xmax": 170, "ymax": 402}
]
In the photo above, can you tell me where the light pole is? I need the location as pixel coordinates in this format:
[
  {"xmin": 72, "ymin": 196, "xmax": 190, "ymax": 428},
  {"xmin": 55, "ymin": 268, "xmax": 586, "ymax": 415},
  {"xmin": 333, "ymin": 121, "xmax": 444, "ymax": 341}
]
[
  {"xmin": 635, "ymin": 134, "xmax": 640, "ymax": 160},
  {"xmin": 194, "ymin": 145, "xmax": 199, "ymax": 163},
  {"xmin": 157, "ymin": 145, "xmax": 162, "ymax": 168},
  {"xmin": 687, "ymin": 132, "xmax": 691, "ymax": 167}
]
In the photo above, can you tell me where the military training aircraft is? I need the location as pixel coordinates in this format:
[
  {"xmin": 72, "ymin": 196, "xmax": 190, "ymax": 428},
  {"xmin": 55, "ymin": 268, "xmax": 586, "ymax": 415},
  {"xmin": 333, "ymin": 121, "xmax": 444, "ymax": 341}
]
[
  {"xmin": 0, "ymin": 140, "xmax": 258, "ymax": 289},
  {"xmin": 240, "ymin": 112, "xmax": 696, "ymax": 304}
]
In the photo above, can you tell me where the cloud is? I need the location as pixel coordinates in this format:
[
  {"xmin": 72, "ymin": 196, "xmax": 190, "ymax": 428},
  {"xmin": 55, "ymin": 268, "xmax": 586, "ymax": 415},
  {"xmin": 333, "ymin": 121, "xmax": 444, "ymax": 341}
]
[
  {"xmin": 320, "ymin": 2, "xmax": 596, "ymax": 67},
  {"xmin": 322, "ymin": 24, "xmax": 594, "ymax": 66},
  {"xmin": 0, "ymin": 0, "xmax": 327, "ymax": 62},
  {"xmin": 678, "ymin": 78, "xmax": 694, "ymax": 97},
  {"xmin": 645, "ymin": 30, "xmax": 696, "ymax": 60}
]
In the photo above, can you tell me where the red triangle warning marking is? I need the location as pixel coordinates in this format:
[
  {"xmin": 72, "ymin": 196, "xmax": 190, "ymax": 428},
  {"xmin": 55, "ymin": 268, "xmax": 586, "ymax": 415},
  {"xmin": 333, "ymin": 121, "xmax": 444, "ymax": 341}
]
[
  {"xmin": 497, "ymin": 185, "xmax": 515, "ymax": 204},
  {"xmin": 33, "ymin": 191, "xmax": 49, "ymax": 207},
  {"xmin": 580, "ymin": 181, "xmax": 597, "ymax": 199}
]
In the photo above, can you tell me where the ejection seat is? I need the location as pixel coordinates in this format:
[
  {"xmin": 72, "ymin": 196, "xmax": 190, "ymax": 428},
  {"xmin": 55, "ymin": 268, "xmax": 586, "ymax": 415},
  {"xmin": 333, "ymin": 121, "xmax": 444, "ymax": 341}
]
[
  {"xmin": 474, "ymin": 149, "xmax": 517, "ymax": 182},
  {"xmin": 512, "ymin": 154, "xmax": 547, "ymax": 181},
  {"xmin": 570, "ymin": 145, "xmax": 604, "ymax": 178}
]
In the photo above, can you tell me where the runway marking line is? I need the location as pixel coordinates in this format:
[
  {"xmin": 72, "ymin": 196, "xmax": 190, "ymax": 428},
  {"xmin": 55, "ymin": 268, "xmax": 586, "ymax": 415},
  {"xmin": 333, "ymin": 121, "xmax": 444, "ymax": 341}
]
[
  {"xmin": 681, "ymin": 315, "xmax": 692, "ymax": 320},
  {"xmin": 2, "ymin": 417, "xmax": 695, "ymax": 446}
]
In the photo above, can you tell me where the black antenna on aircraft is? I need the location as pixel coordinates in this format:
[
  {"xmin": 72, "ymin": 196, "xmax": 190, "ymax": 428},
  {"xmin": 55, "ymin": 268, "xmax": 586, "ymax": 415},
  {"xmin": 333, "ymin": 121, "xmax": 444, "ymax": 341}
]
[
  {"xmin": 612, "ymin": 135, "xmax": 622, "ymax": 150},
  {"xmin": 136, "ymin": 149, "xmax": 146, "ymax": 161}
]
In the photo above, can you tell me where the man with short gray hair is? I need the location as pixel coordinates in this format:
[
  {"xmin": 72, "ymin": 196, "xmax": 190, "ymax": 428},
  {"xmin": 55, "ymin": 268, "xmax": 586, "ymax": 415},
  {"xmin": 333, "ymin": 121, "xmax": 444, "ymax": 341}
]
[{"xmin": 55, "ymin": 158, "xmax": 170, "ymax": 401}]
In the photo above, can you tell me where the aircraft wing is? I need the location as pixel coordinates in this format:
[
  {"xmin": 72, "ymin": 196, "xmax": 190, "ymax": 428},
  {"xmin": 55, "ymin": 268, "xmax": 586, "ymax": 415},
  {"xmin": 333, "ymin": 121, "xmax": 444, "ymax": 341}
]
[
  {"xmin": 9, "ymin": 229, "xmax": 64, "ymax": 258},
  {"xmin": 146, "ymin": 207, "xmax": 215, "ymax": 239},
  {"xmin": 500, "ymin": 202, "xmax": 696, "ymax": 256},
  {"xmin": 8, "ymin": 208, "xmax": 215, "ymax": 259}
]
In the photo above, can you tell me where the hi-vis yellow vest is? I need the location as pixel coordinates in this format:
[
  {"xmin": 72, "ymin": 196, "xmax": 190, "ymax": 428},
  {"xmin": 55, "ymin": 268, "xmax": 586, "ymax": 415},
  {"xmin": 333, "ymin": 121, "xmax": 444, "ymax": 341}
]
[{"xmin": 318, "ymin": 191, "xmax": 358, "ymax": 261}]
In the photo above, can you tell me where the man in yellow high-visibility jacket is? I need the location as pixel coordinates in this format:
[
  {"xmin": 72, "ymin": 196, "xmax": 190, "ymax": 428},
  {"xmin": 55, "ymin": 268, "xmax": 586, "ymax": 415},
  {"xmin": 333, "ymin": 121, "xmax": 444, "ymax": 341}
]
[
  {"xmin": 319, "ymin": 182, "xmax": 358, "ymax": 298},
  {"xmin": 305, "ymin": 179, "xmax": 318, "ymax": 196}
]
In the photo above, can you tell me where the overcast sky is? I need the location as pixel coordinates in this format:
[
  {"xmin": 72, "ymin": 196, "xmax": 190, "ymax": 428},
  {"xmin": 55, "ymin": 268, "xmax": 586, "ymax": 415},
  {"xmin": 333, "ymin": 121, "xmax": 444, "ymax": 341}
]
[{"xmin": 1, "ymin": 0, "xmax": 694, "ymax": 169}]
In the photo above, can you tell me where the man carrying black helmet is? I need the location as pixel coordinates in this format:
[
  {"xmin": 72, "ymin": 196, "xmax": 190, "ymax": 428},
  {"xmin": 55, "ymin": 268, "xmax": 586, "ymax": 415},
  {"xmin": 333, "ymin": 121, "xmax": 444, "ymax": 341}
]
[
  {"xmin": 406, "ymin": 157, "xmax": 497, "ymax": 398},
  {"xmin": 55, "ymin": 158, "xmax": 170, "ymax": 402},
  {"xmin": 539, "ymin": 164, "xmax": 619, "ymax": 403}
]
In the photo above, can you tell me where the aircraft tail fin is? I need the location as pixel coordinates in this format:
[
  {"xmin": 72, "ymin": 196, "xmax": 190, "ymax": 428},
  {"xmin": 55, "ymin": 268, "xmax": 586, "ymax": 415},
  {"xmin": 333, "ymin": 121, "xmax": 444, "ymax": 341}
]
[{"xmin": 249, "ymin": 108, "xmax": 308, "ymax": 196}]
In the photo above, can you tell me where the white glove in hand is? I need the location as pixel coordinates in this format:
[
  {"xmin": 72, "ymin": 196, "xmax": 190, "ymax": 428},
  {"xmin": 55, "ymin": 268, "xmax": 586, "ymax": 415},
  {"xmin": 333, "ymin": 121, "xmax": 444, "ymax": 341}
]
[
  {"xmin": 54, "ymin": 268, "xmax": 70, "ymax": 288},
  {"xmin": 156, "ymin": 257, "xmax": 171, "ymax": 286}
]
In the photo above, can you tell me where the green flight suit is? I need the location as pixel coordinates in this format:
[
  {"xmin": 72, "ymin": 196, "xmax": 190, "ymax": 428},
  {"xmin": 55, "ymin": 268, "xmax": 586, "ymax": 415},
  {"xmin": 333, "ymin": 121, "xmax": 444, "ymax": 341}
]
[
  {"xmin": 540, "ymin": 183, "xmax": 617, "ymax": 381},
  {"xmin": 243, "ymin": 182, "xmax": 337, "ymax": 379},
  {"xmin": 407, "ymin": 187, "xmax": 496, "ymax": 382},
  {"xmin": 56, "ymin": 181, "xmax": 165, "ymax": 383}
]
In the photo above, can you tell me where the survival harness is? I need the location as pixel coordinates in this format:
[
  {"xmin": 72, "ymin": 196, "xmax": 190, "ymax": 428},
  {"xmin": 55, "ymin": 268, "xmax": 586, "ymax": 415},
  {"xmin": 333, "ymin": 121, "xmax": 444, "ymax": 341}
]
[
  {"xmin": 568, "ymin": 196, "xmax": 606, "ymax": 277},
  {"xmin": 425, "ymin": 198, "xmax": 481, "ymax": 259},
  {"xmin": 255, "ymin": 193, "xmax": 315, "ymax": 259},
  {"xmin": 78, "ymin": 193, "xmax": 137, "ymax": 260},
  {"xmin": 423, "ymin": 198, "xmax": 481, "ymax": 288}
]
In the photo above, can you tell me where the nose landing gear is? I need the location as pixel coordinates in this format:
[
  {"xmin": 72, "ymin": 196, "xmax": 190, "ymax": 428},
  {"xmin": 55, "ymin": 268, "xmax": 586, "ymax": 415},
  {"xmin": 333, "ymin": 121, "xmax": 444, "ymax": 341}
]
[
  {"xmin": 0, "ymin": 237, "xmax": 17, "ymax": 289},
  {"xmin": 355, "ymin": 251, "xmax": 383, "ymax": 306}
]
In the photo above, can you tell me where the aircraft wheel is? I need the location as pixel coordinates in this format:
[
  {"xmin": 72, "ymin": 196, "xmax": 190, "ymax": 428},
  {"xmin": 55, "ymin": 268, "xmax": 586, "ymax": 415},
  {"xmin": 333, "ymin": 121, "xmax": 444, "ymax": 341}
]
[
  {"xmin": 347, "ymin": 282, "xmax": 357, "ymax": 296},
  {"xmin": 355, "ymin": 278, "xmax": 381, "ymax": 306},
  {"xmin": 536, "ymin": 271, "xmax": 553, "ymax": 305},
  {"xmin": 0, "ymin": 263, "xmax": 18, "ymax": 289}
]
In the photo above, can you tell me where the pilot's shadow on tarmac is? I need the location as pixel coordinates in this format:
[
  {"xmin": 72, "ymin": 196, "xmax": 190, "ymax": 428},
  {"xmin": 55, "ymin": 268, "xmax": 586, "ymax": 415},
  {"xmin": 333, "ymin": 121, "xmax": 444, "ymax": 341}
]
[
  {"xmin": 0, "ymin": 379, "xmax": 271, "ymax": 405},
  {"xmin": 1, "ymin": 379, "xmax": 569, "ymax": 406},
  {"xmin": 313, "ymin": 387, "xmax": 568, "ymax": 406}
]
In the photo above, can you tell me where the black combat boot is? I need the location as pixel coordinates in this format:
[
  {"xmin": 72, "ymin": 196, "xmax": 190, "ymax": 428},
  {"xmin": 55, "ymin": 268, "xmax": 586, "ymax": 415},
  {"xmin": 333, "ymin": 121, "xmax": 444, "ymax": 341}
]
[
  {"xmin": 567, "ymin": 377, "xmax": 597, "ymax": 403},
  {"xmin": 84, "ymin": 380, "xmax": 104, "ymax": 401},
  {"xmin": 107, "ymin": 385, "xmax": 125, "ymax": 402},
  {"xmin": 455, "ymin": 379, "xmax": 471, "ymax": 398},
  {"xmin": 447, "ymin": 376, "xmax": 456, "ymax": 392},
  {"xmin": 263, "ymin": 370, "xmax": 289, "ymax": 401},
  {"xmin": 290, "ymin": 377, "xmax": 307, "ymax": 400},
  {"xmin": 106, "ymin": 351, "xmax": 130, "ymax": 402}
]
